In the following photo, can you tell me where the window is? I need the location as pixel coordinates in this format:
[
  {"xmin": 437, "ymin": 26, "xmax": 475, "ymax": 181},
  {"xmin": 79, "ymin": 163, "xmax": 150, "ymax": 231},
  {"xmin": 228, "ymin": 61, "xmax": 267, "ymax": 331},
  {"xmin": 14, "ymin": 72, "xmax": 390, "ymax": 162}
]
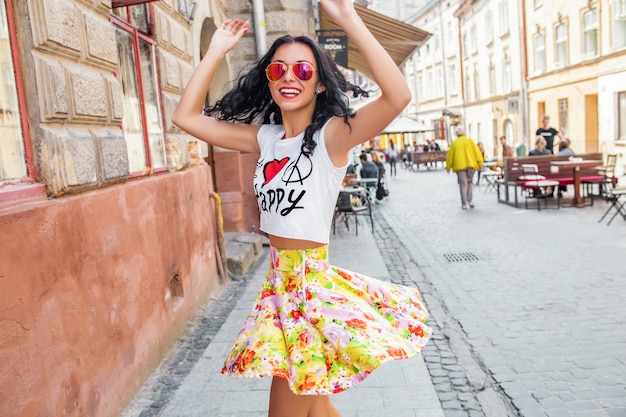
[
  {"xmin": 473, "ymin": 69, "xmax": 480, "ymax": 100},
  {"xmin": 112, "ymin": 0, "xmax": 160, "ymax": 6},
  {"xmin": 558, "ymin": 98, "xmax": 568, "ymax": 137},
  {"xmin": 447, "ymin": 20, "xmax": 454, "ymax": 46},
  {"xmin": 449, "ymin": 64, "xmax": 457, "ymax": 95},
  {"xmin": 618, "ymin": 91, "xmax": 626, "ymax": 140},
  {"xmin": 465, "ymin": 73, "xmax": 471, "ymax": 102},
  {"xmin": 177, "ymin": 0, "xmax": 197, "ymax": 21},
  {"xmin": 485, "ymin": 12, "xmax": 494, "ymax": 45},
  {"xmin": 555, "ymin": 23, "xmax": 568, "ymax": 67},
  {"xmin": 462, "ymin": 32, "xmax": 468, "ymax": 57},
  {"xmin": 417, "ymin": 75, "xmax": 423, "ymax": 102},
  {"xmin": 0, "ymin": 0, "xmax": 32, "ymax": 184},
  {"xmin": 488, "ymin": 64, "xmax": 496, "ymax": 96},
  {"xmin": 533, "ymin": 32, "xmax": 545, "ymax": 73},
  {"xmin": 427, "ymin": 70, "xmax": 433, "ymax": 100},
  {"xmin": 498, "ymin": 1, "xmax": 509, "ymax": 36},
  {"xmin": 613, "ymin": 0, "xmax": 626, "ymax": 50},
  {"xmin": 470, "ymin": 25, "xmax": 477, "ymax": 54},
  {"xmin": 583, "ymin": 8, "xmax": 599, "ymax": 57},
  {"xmin": 503, "ymin": 59, "xmax": 511, "ymax": 93},
  {"xmin": 112, "ymin": 4, "xmax": 167, "ymax": 175},
  {"xmin": 436, "ymin": 66, "xmax": 443, "ymax": 98}
]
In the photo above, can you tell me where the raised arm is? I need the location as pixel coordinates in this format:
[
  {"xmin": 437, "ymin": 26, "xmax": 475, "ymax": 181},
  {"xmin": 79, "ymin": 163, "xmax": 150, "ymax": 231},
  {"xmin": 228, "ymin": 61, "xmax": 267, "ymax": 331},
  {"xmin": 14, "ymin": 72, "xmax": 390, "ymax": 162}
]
[
  {"xmin": 172, "ymin": 19, "xmax": 260, "ymax": 153},
  {"xmin": 323, "ymin": 0, "xmax": 412, "ymax": 157}
]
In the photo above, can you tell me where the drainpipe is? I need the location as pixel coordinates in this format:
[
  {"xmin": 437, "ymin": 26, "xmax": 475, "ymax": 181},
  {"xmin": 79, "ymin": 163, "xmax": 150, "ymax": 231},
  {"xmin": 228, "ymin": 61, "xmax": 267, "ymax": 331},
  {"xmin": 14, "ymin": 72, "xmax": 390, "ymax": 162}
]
[
  {"xmin": 519, "ymin": 0, "xmax": 530, "ymax": 153},
  {"xmin": 438, "ymin": 0, "xmax": 450, "ymax": 145},
  {"xmin": 251, "ymin": 0, "xmax": 267, "ymax": 57}
]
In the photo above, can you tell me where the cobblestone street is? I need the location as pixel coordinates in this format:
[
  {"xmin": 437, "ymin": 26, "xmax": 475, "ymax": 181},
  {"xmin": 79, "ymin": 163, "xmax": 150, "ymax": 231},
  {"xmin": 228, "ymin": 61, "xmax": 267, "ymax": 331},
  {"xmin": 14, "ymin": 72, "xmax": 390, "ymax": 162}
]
[
  {"xmin": 373, "ymin": 165, "xmax": 626, "ymax": 417},
  {"xmin": 120, "ymin": 163, "xmax": 626, "ymax": 417}
]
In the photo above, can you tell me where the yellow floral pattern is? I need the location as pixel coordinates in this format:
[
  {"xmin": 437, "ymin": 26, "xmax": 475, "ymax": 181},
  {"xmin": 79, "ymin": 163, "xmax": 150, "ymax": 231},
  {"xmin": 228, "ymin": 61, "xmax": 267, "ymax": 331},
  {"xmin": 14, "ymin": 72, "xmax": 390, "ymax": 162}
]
[{"xmin": 222, "ymin": 245, "xmax": 432, "ymax": 395}]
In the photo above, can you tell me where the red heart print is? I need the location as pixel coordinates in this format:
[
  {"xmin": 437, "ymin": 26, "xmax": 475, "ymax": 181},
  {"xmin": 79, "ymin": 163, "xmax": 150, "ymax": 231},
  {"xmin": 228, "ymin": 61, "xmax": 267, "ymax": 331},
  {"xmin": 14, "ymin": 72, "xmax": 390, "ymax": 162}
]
[{"xmin": 263, "ymin": 158, "xmax": 289, "ymax": 185}]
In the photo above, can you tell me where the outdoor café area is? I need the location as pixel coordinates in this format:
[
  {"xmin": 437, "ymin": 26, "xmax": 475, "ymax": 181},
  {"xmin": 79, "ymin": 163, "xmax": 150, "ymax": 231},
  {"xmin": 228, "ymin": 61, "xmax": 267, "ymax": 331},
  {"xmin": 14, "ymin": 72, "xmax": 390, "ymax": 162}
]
[
  {"xmin": 485, "ymin": 152, "xmax": 626, "ymax": 225},
  {"xmin": 332, "ymin": 112, "xmax": 458, "ymax": 234}
]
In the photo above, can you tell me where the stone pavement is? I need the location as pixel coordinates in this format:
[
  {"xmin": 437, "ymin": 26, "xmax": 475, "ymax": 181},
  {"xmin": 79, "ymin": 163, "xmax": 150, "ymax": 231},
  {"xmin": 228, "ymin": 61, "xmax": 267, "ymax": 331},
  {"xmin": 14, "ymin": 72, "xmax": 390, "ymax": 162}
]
[
  {"xmin": 121, "ymin": 209, "xmax": 444, "ymax": 417},
  {"xmin": 122, "ymin": 164, "xmax": 626, "ymax": 417},
  {"xmin": 372, "ymin": 165, "xmax": 626, "ymax": 417}
]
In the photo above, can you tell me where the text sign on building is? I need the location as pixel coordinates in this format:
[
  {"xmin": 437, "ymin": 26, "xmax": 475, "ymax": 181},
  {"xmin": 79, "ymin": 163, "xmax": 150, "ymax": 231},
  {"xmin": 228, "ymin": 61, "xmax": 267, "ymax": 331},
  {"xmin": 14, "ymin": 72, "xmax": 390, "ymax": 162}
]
[{"xmin": 318, "ymin": 35, "xmax": 348, "ymax": 68}]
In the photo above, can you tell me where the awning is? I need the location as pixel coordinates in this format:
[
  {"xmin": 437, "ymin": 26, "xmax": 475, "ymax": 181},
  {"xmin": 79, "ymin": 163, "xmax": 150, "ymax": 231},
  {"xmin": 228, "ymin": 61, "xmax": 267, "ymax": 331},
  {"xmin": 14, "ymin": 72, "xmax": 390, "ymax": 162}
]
[
  {"xmin": 383, "ymin": 115, "xmax": 432, "ymax": 134},
  {"xmin": 319, "ymin": 5, "xmax": 431, "ymax": 80},
  {"xmin": 442, "ymin": 108, "xmax": 462, "ymax": 117}
]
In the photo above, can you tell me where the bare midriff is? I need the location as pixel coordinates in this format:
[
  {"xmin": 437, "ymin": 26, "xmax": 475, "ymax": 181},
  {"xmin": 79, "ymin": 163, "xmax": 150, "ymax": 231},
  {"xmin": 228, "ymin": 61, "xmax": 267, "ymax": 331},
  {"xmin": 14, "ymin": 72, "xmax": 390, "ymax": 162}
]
[{"xmin": 268, "ymin": 235, "xmax": 326, "ymax": 250}]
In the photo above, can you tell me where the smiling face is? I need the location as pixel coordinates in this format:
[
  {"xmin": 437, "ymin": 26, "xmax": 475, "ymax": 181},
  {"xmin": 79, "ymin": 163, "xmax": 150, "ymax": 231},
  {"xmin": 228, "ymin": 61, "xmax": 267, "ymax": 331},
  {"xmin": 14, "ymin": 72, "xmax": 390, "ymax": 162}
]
[{"xmin": 266, "ymin": 42, "xmax": 324, "ymax": 117}]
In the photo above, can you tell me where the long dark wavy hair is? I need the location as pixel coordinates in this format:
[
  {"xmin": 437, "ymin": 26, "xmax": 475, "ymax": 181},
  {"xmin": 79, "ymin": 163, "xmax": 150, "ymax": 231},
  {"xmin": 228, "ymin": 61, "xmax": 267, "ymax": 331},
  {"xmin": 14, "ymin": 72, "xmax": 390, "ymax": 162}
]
[{"xmin": 204, "ymin": 35, "xmax": 369, "ymax": 157}]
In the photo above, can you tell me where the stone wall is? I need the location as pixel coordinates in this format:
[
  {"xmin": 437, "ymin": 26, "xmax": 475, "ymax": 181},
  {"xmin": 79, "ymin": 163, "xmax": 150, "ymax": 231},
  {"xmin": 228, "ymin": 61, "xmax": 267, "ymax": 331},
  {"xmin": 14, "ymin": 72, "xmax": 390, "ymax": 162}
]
[
  {"xmin": 0, "ymin": 2, "xmax": 222, "ymax": 417},
  {"xmin": 14, "ymin": 0, "xmax": 201, "ymax": 197},
  {"xmin": 15, "ymin": 0, "xmax": 126, "ymax": 195}
]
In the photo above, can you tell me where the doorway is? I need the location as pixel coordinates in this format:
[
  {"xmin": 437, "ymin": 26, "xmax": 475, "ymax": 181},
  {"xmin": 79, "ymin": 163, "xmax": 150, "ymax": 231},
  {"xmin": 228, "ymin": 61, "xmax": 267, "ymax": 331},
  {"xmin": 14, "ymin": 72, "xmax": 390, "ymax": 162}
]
[{"xmin": 584, "ymin": 94, "xmax": 598, "ymax": 153}]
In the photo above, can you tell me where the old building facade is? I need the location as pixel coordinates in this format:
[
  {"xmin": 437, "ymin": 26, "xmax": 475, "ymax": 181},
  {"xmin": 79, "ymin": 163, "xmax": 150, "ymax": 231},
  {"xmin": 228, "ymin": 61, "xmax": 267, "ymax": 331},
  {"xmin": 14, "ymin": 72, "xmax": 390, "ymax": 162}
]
[
  {"xmin": 404, "ymin": 0, "xmax": 465, "ymax": 147},
  {"xmin": 404, "ymin": 0, "xmax": 626, "ymax": 167},
  {"xmin": 0, "ymin": 0, "xmax": 429, "ymax": 415},
  {"xmin": 525, "ymin": 0, "xmax": 626, "ymax": 159},
  {"xmin": 0, "ymin": 1, "xmax": 314, "ymax": 417}
]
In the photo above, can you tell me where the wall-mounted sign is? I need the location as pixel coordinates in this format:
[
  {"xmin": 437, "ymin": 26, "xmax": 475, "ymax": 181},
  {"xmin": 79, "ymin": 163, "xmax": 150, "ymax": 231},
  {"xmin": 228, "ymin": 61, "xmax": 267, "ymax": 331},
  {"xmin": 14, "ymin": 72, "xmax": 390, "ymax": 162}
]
[{"xmin": 318, "ymin": 35, "xmax": 348, "ymax": 68}]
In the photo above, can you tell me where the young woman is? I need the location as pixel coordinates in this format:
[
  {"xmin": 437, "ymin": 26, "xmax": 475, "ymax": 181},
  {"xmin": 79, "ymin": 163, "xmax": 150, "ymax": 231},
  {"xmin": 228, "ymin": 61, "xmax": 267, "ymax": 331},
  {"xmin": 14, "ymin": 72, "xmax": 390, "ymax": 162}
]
[{"xmin": 172, "ymin": 1, "xmax": 431, "ymax": 416}]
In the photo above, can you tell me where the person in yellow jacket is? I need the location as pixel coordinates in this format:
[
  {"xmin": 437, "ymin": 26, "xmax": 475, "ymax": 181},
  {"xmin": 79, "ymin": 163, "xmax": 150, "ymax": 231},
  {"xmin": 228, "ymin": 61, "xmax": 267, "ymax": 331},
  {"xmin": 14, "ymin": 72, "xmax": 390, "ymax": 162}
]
[{"xmin": 446, "ymin": 126, "xmax": 484, "ymax": 209}]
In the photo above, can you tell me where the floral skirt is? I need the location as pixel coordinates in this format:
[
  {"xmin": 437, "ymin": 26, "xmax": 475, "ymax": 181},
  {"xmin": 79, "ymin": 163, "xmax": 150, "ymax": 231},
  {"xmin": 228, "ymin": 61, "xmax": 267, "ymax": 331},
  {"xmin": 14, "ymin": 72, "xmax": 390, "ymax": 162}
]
[{"xmin": 221, "ymin": 245, "xmax": 432, "ymax": 395}]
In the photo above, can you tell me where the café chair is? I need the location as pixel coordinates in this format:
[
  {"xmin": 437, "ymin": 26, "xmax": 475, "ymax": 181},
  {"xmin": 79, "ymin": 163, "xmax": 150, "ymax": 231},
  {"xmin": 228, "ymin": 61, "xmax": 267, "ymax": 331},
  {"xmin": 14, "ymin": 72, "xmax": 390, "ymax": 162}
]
[
  {"xmin": 332, "ymin": 188, "xmax": 373, "ymax": 236},
  {"xmin": 598, "ymin": 184, "xmax": 626, "ymax": 225},
  {"xmin": 520, "ymin": 164, "xmax": 560, "ymax": 210},
  {"xmin": 480, "ymin": 167, "xmax": 501, "ymax": 193},
  {"xmin": 584, "ymin": 153, "xmax": 618, "ymax": 201}
]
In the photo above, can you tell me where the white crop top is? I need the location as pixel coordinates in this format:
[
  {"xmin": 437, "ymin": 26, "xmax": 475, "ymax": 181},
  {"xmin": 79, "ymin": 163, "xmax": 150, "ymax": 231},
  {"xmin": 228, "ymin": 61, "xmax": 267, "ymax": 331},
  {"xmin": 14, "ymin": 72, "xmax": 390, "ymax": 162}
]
[{"xmin": 253, "ymin": 120, "xmax": 348, "ymax": 244}]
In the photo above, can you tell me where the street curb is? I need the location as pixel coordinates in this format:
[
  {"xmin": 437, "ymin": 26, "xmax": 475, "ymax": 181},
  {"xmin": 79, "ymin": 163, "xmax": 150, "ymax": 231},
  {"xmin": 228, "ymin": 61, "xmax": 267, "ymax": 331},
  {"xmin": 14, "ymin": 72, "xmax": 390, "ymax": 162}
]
[{"xmin": 224, "ymin": 232, "xmax": 268, "ymax": 277}]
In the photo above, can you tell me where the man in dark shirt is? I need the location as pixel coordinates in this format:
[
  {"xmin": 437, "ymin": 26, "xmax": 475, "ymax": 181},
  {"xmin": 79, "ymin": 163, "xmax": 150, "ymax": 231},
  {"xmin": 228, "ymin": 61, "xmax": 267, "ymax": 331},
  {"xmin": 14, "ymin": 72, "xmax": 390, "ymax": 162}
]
[
  {"xmin": 536, "ymin": 114, "xmax": 562, "ymax": 154},
  {"xmin": 359, "ymin": 153, "xmax": 379, "ymax": 179}
]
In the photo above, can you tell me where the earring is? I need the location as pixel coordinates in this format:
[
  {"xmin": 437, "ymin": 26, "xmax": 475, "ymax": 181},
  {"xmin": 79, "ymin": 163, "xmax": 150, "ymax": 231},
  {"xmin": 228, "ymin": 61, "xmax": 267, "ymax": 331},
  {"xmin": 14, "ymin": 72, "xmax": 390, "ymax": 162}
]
[{"xmin": 315, "ymin": 88, "xmax": 321, "ymax": 95}]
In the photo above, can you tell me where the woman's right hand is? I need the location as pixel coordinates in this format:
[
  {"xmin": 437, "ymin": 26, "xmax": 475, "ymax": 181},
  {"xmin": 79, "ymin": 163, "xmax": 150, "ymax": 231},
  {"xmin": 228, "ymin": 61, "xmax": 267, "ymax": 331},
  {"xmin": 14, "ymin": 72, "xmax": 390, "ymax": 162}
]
[
  {"xmin": 208, "ymin": 18, "xmax": 249, "ymax": 55},
  {"xmin": 172, "ymin": 17, "xmax": 259, "ymax": 154}
]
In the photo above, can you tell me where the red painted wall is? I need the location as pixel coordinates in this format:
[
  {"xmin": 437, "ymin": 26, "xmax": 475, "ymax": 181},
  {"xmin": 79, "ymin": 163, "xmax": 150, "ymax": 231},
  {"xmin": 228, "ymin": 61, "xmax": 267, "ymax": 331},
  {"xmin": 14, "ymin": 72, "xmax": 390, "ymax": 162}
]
[
  {"xmin": 0, "ymin": 166, "xmax": 221, "ymax": 417},
  {"xmin": 213, "ymin": 150, "xmax": 261, "ymax": 234}
]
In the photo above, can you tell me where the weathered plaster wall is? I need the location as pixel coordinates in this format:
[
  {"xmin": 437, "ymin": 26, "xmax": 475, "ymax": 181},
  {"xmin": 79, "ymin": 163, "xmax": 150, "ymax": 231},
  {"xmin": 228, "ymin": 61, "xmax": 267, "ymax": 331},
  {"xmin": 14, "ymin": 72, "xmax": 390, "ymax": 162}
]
[{"xmin": 0, "ymin": 165, "xmax": 221, "ymax": 417}]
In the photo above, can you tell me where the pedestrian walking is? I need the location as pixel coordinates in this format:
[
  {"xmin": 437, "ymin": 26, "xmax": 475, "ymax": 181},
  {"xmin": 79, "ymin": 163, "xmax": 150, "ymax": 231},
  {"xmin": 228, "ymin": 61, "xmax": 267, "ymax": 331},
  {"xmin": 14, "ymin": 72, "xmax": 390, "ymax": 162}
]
[
  {"xmin": 172, "ymin": 1, "xmax": 431, "ymax": 416},
  {"xmin": 387, "ymin": 139, "xmax": 398, "ymax": 177},
  {"xmin": 445, "ymin": 126, "xmax": 484, "ymax": 209}
]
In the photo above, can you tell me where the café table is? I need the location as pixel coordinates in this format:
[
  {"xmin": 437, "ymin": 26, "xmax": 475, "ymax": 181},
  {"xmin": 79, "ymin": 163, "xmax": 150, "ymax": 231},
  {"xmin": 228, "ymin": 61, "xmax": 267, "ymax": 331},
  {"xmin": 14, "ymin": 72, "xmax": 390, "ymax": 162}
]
[
  {"xmin": 550, "ymin": 159, "xmax": 603, "ymax": 207},
  {"xmin": 348, "ymin": 178, "xmax": 378, "ymax": 200}
]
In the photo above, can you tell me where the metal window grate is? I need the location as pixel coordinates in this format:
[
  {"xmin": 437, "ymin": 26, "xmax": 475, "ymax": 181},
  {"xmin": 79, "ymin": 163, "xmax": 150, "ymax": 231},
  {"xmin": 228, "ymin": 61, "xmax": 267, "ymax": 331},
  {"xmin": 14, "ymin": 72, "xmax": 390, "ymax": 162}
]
[{"xmin": 443, "ymin": 252, "xmax": 479, "ymax": 263}]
